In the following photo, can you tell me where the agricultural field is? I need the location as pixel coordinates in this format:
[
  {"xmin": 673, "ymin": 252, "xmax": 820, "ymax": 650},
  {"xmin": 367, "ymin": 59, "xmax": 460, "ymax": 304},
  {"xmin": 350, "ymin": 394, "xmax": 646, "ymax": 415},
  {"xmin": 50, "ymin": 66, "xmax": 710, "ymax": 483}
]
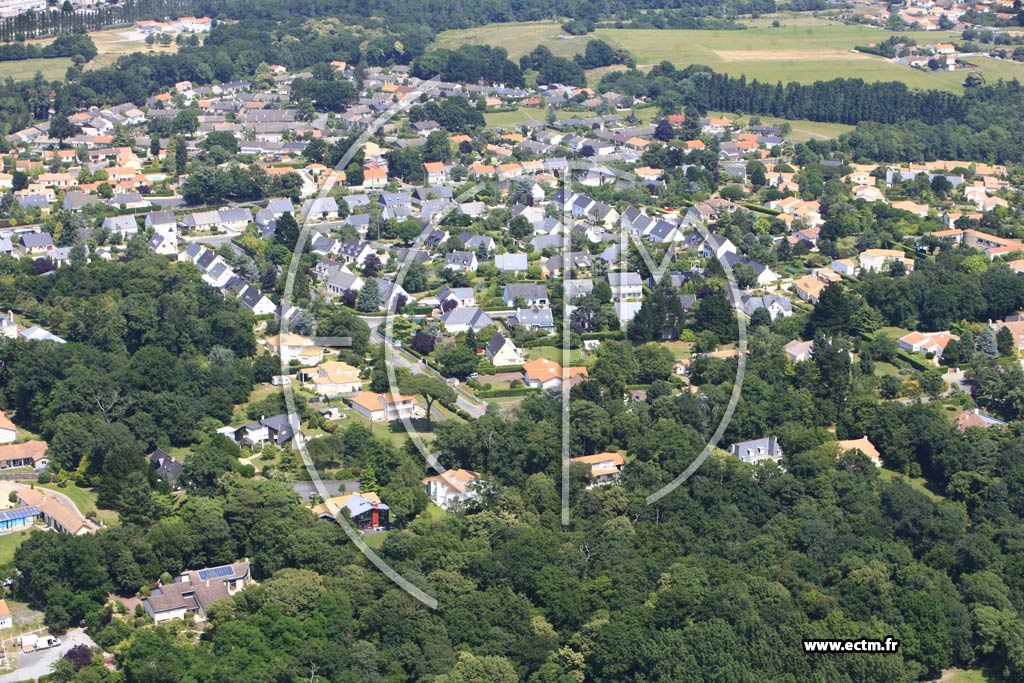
[
  {"xmin": 437, "ymin": 14, "xmax": 1024, "ymax": 93},
  {"xmin": 0, "ymin": 27, "xmax": 176, "ymax": 81},
  {"xmin": 712, "ymin": 111, "xmax": 855, "ymax": 142}
]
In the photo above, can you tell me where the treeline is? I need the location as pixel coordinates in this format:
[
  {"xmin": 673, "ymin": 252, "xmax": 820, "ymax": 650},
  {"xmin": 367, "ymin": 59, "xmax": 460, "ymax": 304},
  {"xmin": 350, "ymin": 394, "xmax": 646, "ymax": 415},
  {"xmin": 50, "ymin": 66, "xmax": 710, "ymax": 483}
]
[
  {"xmin": 0, "ymin": 0, "xmax": 197, "ymax": 43},
  {"xmin": 0, "ymin": 34, "xmax": 96, "ymax": 63},
  {"xmin": 599, "ymin": 62, "xmax": 966, "ymax": 125},
  {"xmin": 410, "ymin": 45, "xmax": 525, "ymax": 87}
]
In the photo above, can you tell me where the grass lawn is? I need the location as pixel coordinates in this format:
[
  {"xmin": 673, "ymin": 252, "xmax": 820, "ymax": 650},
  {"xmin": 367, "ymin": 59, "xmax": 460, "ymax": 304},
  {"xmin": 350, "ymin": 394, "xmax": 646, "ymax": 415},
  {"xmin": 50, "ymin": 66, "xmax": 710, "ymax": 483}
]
[
  {"xmin": 436, "ymin": 15, "xmax": 1024, "ymax": 92},
  {"xmin": 873, "ymin": 361, "xmax": 901, "ymax": 377},
  {"xmin": 363, "ymin": 530, "xmax": 389, "ymax": 550},
  {"xmin": 662, "ymin": 340, "xmax": 693, "ymax": 360},
  {"xmin": 0, "ymin": 57, "xmax": 72, "ymax": 81},
  {"xmin": 484, "ymin": 105, "xmax": 572, "ymax": 129},
  {"xmin": 876, "ymin": 326, "xmax": 911, "ymax": 340},
  {"xmin": 878, "ymin": 468, "xmax": 944, "ymax": 502},
  {"xmin": 935, "ymin": 670, "xmax": 997, "ymax": 683},
  {"xmin": 419, "ymin": 502, "xmax": 446, "ymax": 522},
  {"xmin": 0, "ymin": 529, "xmax": 32, "ymax": 570},
  {"xmin": 232, "ymin": 383, "xmax": 284, "ymax": 425},
  {"xmin": 38, "ymin": 482, "xmax": 118, "ymax": 524},
  {"xmin": 716, "ymin": 111, "xmax": 854, "ymax": 142},
  {"xmin": 527, "ymin": 346, "xmax": 586, "ymax": 363}
]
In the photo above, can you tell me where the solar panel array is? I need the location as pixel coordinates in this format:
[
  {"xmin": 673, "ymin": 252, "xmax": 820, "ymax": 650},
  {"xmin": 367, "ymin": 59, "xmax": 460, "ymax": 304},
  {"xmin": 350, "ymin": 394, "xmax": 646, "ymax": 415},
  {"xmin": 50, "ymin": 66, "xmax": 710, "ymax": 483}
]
[
  {"xmin": 0, "ymin": 506, "xmax": 39, "ymax": 523},
  {"xmin": 197, "ymin": 565, "xmax": 234, "ymax": 581}
]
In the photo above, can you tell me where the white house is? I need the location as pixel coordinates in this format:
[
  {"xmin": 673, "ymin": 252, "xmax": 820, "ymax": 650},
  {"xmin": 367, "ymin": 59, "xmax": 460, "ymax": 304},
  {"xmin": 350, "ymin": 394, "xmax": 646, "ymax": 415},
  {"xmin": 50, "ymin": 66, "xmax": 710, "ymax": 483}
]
[
  {"xmin": 347, "ymin": 392, "xmax": 420, "ymax": 422},
  {"xmin": 423, "ymin": 469, "xmax": 481, "ymax": 509},
  {"xmin": 569, "ymin": 452, "xmax": 625, "ymax": 487},
  {"xmin": 485, "ymin": 332, "xmax": 524, "ymax": 366},
  {"xmin": 0, "ymin": 413, "xmax": 16, "ymax": 444}
]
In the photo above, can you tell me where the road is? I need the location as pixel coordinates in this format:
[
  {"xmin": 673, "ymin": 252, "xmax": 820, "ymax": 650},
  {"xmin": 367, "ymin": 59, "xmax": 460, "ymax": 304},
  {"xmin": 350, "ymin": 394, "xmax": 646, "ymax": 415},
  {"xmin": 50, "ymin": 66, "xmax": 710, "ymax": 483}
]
[
  {"xmin": 358, "ymin": 315, "xmax": 488, "ymax": 419},
  {"xmin": 291, "ymin": 479, "xmax": 358, "ymax": 501},
  {"xmin": 0, "ymin": 629, "xmax": 96, "ymax": 683}
]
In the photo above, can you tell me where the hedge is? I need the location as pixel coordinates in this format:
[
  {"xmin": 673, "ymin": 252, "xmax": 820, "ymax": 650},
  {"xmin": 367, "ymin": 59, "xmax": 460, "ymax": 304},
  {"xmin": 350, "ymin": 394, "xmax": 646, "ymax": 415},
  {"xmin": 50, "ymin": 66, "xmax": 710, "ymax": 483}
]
[
  {"xmin": 476, "ymin": 364, "xmax": 525, "ymax": 375},
  {"xmin": 477, "ymin": 387, "xmax": 540, "ymax": 398}
]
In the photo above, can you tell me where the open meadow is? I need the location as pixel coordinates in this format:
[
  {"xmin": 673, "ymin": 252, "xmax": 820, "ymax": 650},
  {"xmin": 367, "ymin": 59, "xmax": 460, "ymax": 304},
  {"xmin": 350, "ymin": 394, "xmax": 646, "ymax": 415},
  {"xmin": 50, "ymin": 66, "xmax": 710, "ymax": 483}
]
[{"xmin": 437, "ymin": 13, "xmax": 1024, "ymax": 93}]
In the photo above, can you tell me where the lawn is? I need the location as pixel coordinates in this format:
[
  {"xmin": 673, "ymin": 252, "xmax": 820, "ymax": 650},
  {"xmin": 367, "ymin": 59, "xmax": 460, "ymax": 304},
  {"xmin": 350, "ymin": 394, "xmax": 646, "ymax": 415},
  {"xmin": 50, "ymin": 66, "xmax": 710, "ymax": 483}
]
[
  {"xmin": 873, "ymin": 361, "xmax": 901, "ymax": 377},
  {"xmin": 526, "ymin": 346, "xmax": 586, "ymax": 363},
  {"xmin": 363, "ymin": 530, "xmax": 389, "ymax": 550},
  {"xmin": 0, "ymin": 57, "xmax": 72, "ymax": 81},
  {"xmin": 437, "ymin": 15, "xmax": 1024, "ymax": 92},
  {"xmin": 484, "ymin": 105, "xmax": 576, "ymax": 129},
  {"xmin": 878, "ymin": 468, "xmax": 944, "ymax": 502},
  {"xmin": 935, "ymin": 669, "xmax": 997, "ymax": 683},
  {"xmin": 38, "ymin": 482, "xmax": 118, "ymax": 525},
  {"xmin": 0, "ymin": 529, "xmax": 32, "ymax": 571},
  {"xmin": 661, "ymin": 340, "xmax": 693, "ymax": 360},
  {"xmin": 716, "ymin": 111, "xmax": 854, "ymax": 142}
]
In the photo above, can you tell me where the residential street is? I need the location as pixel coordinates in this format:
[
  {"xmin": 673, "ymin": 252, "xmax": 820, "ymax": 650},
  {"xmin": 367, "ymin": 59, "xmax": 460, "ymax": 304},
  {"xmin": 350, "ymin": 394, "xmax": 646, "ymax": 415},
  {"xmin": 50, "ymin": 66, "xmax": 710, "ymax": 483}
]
[{"xmin": 0, "ymin": 629, "xmax": 96, "ymax": 683}]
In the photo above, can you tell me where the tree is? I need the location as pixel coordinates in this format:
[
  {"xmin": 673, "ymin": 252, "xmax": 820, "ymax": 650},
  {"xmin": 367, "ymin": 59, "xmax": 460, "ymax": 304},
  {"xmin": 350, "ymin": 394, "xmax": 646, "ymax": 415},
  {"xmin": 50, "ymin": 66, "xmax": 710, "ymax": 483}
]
[
  {"xmin": 653, "ymin": 119, "xmax": 675, "ymax": 142},
  {"xmin": 402, "ymin": 258, "xmax": 429, "ymax": 293},
  {"xmin": 363, "ymin": 253, "xmax": 382, "ymax": 277},
  {"xmin": 172, "ymin": 136, "xmax": 188, "ymax": 176},
  {"xmin": 997, "ymin": 325, "xmax": 1016, "ymax": 357},
  {"xmin": 808, "ymin": 282, "xmax": 853, "ymax": 337},
  {"xmin": 423, "ymin": 130, "xmax": 452, "ymax": 163},
  {"xmin": 360, "ymin": 463, "xmax": 378, "ymax": 492},
  {"xmin": 508, "ymin": 215, "xmax": 532, "ymax": 240},
  {"xmin": 358, "ymin": 279, "xmax": 382, "ymax": 312},
  {"xmin": 436, "ymin": 342, "xmax": 478, "ymax": 379},
  {"xmin": 401, "ymin": 374, "xmax": 455, "ymax": 429},
  {"xmin": 964, "ymin": 71, "xmax": 986, "ymax": 88},
  {"xmin": 49, "ymin": 112, "xmax": 77, "ymax": 142},
  {"xmin": 976, "ymin": 326, "xmax": 998, "ymax": 359},
  {"xmin": 694, "ymin": 292, "xmax": 735, "ymax": 341},
  {"xmin": 274, "ymin": 212, "xmax": 300, "ymax": 250}
]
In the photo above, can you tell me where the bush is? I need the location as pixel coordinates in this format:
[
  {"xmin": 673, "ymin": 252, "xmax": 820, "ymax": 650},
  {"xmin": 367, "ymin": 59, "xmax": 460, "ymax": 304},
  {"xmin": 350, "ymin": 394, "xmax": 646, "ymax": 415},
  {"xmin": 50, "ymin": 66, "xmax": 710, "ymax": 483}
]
[{"xmin": 37, "ymin": 471, "xmax": 51, "ymax": 484}]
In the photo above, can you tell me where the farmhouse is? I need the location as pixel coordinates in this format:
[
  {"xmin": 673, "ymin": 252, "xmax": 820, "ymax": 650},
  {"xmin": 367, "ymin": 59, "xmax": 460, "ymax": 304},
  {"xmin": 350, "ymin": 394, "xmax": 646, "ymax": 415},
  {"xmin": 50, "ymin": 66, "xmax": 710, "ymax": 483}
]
[
  {"xmin": 16, "ymin": 488, "xmax": 97, "ymax": 536},
  {"xmin": 0, "ymin": 441, "xmax": 48, "ymax": 470}
]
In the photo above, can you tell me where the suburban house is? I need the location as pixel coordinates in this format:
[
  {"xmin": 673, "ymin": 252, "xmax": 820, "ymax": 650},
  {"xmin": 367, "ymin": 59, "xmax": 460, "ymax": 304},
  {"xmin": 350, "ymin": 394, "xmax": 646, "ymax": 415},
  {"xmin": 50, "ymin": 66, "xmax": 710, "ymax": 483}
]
[
  {"xmin": 299, "ymin": 360, "xmax": 362, "ymax": 397},
  {"xmin": 522, "ymin": 358, "xmax": 588, "ymax": 390},
  {"xmin": 791, "ymin": 276, "xmax": 828, "ymax": 304},
  {"xmin": 0, "ymin": 599, "xmax": 12, "ymax": 630},
  {"xmin": 232, "ymin": 414, "xmax": 295, "ymax": 449},
  {"xmin": 511, "ymin": 306, "xmax": 554, "ymax": 331},
  {"xmin": 607, "ymin": 271, "xmax": 643, "ymax": 301},
  {"xmin": 0, "ymin": 441, "xmax": 48, "ymax": 470},
  {"xmin": 424, "ymin": 162, "xmax": 448, "ymax": 184},
  {"xmin": 437, "ymin": 286, "xmax": 476, "ymax": 309},
  {"xmin": 503, "ymin": 283, "xmax": 548, "ymax": 308},
  {"xmin": 0, "ymin": 413, "xmax": 16, "ymax": 444},
  {"xmin": 423, "ymin": 469, "xmax": 482, "ymax": 509},
  {"xmin": 933, "ymin": 228, "xmax": 1024, "ymax": 260},
  {"xmin": 898, "ymin": 331, "xmax": 958, "ymax": 360},
  {"xmin": 485, "ymin": 332, "xmax": 524, "ymax": 366},
  {"xmin": 858, "ymin": 249, "xmax": 915, "ymax": 273},
  {"xmin": 143, "ymin": 560, "xmax": 252, "ymax": 624},
  {"xmin": 741, "ymin": 295, "xmax": 793, "ymax": 320},
  {"xmin": 149, "ymin": 447, "xmax": 184, "ymax": 487},
  {"xmin": 954, "ymin": 409, "xmax": 1008, "ymax": 432},
  {"xmin": 263, "ymin": 333, "xmax": 325, "ymax": 366},
  {"xmin": 313, "ymin": 492, "xmax": 389, "ymax": 530},
  {"xmin": 444, "ymin": 251, "xmax": 478, "ymax": 272},
  {"xmin": 729, "ymin": 436, "xmax": 784, "ymax": 466},
  {"xmin": 783, "ymin": 339, "xmax": 815, "ymax": 363},
  {"xmin": 835, "ymin": 436, "xmax": 882, "ymax": 467},
  {"xmin": 16, "ymin": 488, "xmax": 98, "ymax": 536},
  {"xmin": 494, "ymin": 253, "xmax": 528, "ymax": 274},
  {"xmin": 569, "ymin": 452, "xmax": 625, "ymax": 487},
  {"xmin": 440, "ymin": 306, "xmax": 493, "ymax": 334},
  {"xmin": 347, "ymin": 392, "xmax": 420, "ymax": 422}
]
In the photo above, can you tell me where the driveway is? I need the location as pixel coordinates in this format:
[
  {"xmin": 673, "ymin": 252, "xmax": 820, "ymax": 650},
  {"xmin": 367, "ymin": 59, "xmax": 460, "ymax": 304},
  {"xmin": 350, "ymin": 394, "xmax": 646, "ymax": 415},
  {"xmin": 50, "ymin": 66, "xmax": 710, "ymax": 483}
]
[
  {"xmin": 291, "ymin": 480, "xmax": 358, "ymax": 501},
  {"xmin": 0, "ymin": 629, "xmax": 96, "ymax": 683}
]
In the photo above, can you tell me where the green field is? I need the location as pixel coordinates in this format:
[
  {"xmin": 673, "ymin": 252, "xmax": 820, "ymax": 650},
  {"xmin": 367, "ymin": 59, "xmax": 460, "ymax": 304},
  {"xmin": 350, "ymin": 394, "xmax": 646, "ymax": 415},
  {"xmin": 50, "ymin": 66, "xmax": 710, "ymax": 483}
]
[
  {"xmin": 717, "ymin": 112, "xmax": 854, "ymax": 142},
  {"xmin": 0, "ymin": 529, "xmax": 32, "ymax": 569},
  {"xmin": 526, "ymin": 346, "xmax": 587, "ymax": 363},
  {"xmin": 0, "ymin": 57, "xmax": 72, "ymax": 81},
  {"xmin": 878, "ymin": 468, "xmax": 944, "ymax": 502},
  {"xmin": 934, "ymin": 670, "xmax": 997, "ymax": 683},
  {"xmin": 437, "ymin": 15, "xmax": 1024, "ymax": 92},
  {"xmin": 38, "ymin": 482, "xmax": 119, "ymax": 525}
]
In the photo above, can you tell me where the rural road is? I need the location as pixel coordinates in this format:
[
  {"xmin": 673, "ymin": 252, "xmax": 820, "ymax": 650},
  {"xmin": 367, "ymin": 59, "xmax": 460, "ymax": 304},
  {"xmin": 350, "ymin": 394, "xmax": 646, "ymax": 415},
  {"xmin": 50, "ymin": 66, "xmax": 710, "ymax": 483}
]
[{"xmin": 0, "ymin": 629, "xmax": 96, "ymax": 683}]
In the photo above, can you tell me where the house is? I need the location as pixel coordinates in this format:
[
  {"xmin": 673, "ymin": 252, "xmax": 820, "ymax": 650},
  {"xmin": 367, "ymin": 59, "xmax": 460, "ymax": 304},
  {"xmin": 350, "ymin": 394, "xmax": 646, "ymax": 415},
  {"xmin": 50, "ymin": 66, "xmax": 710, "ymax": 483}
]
[
  {"xmin": 723, "ymin": 253, "xmax": 779, "ymax": 287},
  {"xmin": 606, "ymin": 271, "xmax": 643, "ymax": 301},
  {"xmin": 437, "ymin": 286, "xmax": 476, "ymax": 309},
  {"xmin": 990, "ymin": 319, "xmax": 1024, "ymax": 351},
  {"xmin": 440, "ymin": 306, "xmax": 493, "ymax": 334},
  {"xmin": 300, "ymin": 360, "xmax": 362, "ymax": 397},
  {"xmin": 347, "ymin": 392, "xmax": 419, "ymax": 422},
  {"xmin": 313, "ymin": 492, "xmax": 389, "ymax": 529},
  {"xmin": 485, "ymin": 332, "xmax": 524, "ymax": 366},
  {"xmin": 21, "ymin": 233, "xmax": 54, "ymax": 255},
  {"xmin": 263, "ymin": 333, "xmax": 324, "ymax": 366},
  {"xmin": 791, "ymin": 276, "xmax": 828, "ymax": 304},
  {"xmin": 102, "ymin": 215, "xmax": 139, "ymax": 237},
  {"xmin": 569, "ymin": 452, "xmax": 625, "ymax": 487},
  {"xmin": 423, "ymin": 469, "xmax": 482, "ymax": 509},
  {"xmin": 337, "ymin": 240, "xmax": 377, "ymax": 268},
  {"xmin": 830, "ymin": 258, "xmax": 858, "ymax": 277},
  {"xmin": 0, "ymin": 441, "xmax": 48, "ymax": 470},
  {"xmin": 302, "ymin": 197, "xmax": 339, "ymax": 221},
  {"xmin": 149, "ymin": 447, "xmax": 183, "ymax": 487},
  {"xmin": 521, "ymin": 358, "xmax": 587, "ymax": 389},
  {"xmin": 729, "ymin": 436, "xmax": 784, "ymax": 466},
  {"xmin": 741, "ymin": 294, "xmax": 793, "ymax": 320},
  {"xmin": 444, "ymin": 251, "xmax": 478, "ymax": 272},
  {"xmin": 835, "ymin": 436, "xmax": 882, "ymax": 467},
  {"xmin": 954, "ymin": 409, "xmax": 1008, "ymax": 432},
  {"xmin": 899, "ymin": 331, "xmax": 958, "ymax": 360},
  {"xmin": 503, "ymin": 283, "xmax": 548, "ymax": 308},
  {"xmin": 0, "ymin": 413, "xmax": 15, "ymax": 444},
  {"xmin": 494, "ymin": 253, "xmax": 528, "ymax": 273},
  {"xmin": 511, "ymin": 306, "xmax": 554, "ymax": 331},
  {"xmin": 143, "ymin": 560, "xmax": 252, "ymax": 624},
  {"xmin": 858, "ymin": 249, "xmax": 914, "ymax": 274},
  {"xmin": 16, "ymin": 488, "xmax": 97, "ymax": 535},
  {"xmin": 233, "ymin": 414, "xmax": 296, "ymax": 449},
  {"xmin": 424, "ymin": 162, "xmax": 448, "ymax": 184},
  {"xmin": 0, "ymin": 599, "xmax": 12, "ymax": 630},
  {"xmin": 783, "ymin": 339, "xmax": 815, "ymax": 363}
]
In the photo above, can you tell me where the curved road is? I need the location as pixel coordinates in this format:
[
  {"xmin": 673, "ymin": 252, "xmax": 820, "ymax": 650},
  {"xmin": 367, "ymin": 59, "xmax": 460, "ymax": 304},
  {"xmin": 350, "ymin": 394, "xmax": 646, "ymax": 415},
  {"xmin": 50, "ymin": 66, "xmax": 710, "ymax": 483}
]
[
  {"xmin": 0, "ymin": 629, "xmax": 96, "ymax": 683},
  {"xmin": 357, "ymin": 315, "xmax": 488, "ymax": 419}
]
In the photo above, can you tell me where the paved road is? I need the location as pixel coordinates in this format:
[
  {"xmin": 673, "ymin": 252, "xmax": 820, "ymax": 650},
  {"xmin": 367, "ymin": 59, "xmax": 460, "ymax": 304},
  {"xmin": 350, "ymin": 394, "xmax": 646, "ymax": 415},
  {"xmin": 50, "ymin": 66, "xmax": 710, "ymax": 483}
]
[
  {"xmin": 357, "ymin": 316, "xmax": 488, "ymax": 419},
  {"xmin": 0, "ymin": 629, "xmax": 96, "ymax": 683}
]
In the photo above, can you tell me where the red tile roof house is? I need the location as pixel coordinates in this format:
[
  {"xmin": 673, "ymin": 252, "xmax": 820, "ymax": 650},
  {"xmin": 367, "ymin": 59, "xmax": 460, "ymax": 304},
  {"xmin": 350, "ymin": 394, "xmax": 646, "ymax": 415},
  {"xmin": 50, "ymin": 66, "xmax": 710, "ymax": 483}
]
[
  {"xmin": 143, "ymin": 560, "xmax": 253, "ymax": 624},
  {"xmin": 569, "ymin": 453, "xmax": 625, "ymax": 487}
]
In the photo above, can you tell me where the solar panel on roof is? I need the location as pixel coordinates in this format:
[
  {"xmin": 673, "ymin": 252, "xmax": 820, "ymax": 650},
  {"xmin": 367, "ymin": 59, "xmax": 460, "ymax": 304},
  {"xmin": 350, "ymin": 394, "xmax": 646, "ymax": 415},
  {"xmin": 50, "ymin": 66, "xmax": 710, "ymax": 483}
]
[
  {"xmin": 197, "ymin": 565, "xmax": 234, "ymax": 581},
  {"xmin": 0, "ymin": 506, "xmax": 39, "ymax": 522}
]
